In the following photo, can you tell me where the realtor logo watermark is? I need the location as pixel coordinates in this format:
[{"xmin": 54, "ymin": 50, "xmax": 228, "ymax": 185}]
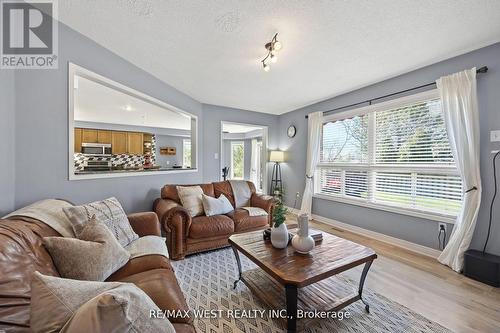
[{"xmin": 1, "ymin": 0, "xmax": 58, "ymax": 69}]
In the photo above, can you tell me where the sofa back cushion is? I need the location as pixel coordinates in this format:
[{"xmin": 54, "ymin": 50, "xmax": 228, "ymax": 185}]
[
  {"xmin": 161, "ymin": 184, "xmax": 215, "ymax": 203},
  {"xmin": 213, "ymin": 181, "xmax": 256, "ymax": 208},
  {"xmin": 0, "ymin": 218, "xmax": 61, "ymax": 330}
]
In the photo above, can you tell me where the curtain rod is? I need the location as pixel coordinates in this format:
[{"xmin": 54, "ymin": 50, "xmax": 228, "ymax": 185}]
[{"xmin": 305, "ymin": 66, "xmax": 488, "ymax": 119}]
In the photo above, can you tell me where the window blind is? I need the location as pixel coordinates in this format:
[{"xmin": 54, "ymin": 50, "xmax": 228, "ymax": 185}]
[{"xmin": 316, "ymin": 92, "xmax": 462, "ymax": 218}]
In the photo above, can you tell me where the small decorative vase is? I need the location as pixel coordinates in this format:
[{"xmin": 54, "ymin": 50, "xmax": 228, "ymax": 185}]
[
  {"xmin": 292, "ymin": 213, "xmax": 315, "ymax": 254},
  {"xmin": 271, "ymin": 223, "xmax": 289, "ymax": 249}
]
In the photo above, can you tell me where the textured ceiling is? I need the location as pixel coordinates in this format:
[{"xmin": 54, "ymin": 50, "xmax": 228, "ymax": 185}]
[{"xmin": 59, "ymin": 1, "xmax": 500, "ymax": 114}]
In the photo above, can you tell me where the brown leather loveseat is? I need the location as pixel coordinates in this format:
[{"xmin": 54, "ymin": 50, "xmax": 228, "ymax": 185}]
[
  {"xmin": 154, "ymin": 181, "xmax": 276, "ymax": 260},
  {"xmin": 0, "ymin": 211, "xmax": 195, "ymax": 332}
]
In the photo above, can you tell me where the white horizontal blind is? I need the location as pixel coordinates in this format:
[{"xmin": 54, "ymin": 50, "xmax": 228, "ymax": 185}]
[
  {"xmin": 316, "ymin": 92, "xmax": 463, "ymax": 218},
  {"xmin": 375, "ymin": 99, "xmax": 454, "ymax": 164}
]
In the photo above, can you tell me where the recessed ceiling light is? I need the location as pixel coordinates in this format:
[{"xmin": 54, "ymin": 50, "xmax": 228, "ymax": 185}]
[{"xmin": 124, "ymin": 105, "xmax": 133, "ymax": 111}]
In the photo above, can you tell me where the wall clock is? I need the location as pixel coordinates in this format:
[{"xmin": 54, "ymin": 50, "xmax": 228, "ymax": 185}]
[{"xmin": 287, "ymin": 125, "xmax": 296, "ymax": 138}]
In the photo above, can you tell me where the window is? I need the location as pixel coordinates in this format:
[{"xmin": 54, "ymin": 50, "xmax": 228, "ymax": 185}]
[
  {"xmin": 183, "ymin": 139, "xmax": 191, "ymax": 168},
  {"xmin": 231, "ymin": 141, "xmax": 244, "ymax": 179},
  {"xmin": 315, "ymin": 90, "xmax": 462, "ymax": 221}
]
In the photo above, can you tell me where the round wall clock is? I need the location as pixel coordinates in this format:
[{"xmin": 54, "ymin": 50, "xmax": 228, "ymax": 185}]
[{"xmin": 287, "ymin": 125, "xmax": 296, "ymax": 138}]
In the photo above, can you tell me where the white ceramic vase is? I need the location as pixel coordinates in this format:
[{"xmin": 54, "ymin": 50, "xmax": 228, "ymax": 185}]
[
  {"xmin": 271, "ymin": 223, "xmax": 289, "ymax": 249},
  {"xmin": 292, "ymin": 213, "xmax": 315, "ymax": 254}
]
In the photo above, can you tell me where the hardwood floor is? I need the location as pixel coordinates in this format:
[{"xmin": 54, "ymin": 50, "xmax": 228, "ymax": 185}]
[{"xmin": 285, "ymin": 215, "xmax": 500, "ymax": 333}]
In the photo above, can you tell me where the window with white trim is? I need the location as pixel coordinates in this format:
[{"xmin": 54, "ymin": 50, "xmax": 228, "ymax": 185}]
[{"xmin": 315, "ymin": 90, "xmax": 463, "ymax": 220}]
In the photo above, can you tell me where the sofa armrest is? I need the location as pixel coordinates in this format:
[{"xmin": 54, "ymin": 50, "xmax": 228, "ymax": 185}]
[
  {"xmin": 153, "ymin": 198, "xmax": 192, "ymax": 260},
  {"xmin": 127, "ymin": 212, "xmax": 161, "ymax": 237},
  {"xmin": 250, "ymin": 193, "xmax": 277, "ymax": 226}
]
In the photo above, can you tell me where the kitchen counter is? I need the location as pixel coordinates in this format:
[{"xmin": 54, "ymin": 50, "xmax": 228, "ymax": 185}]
[{"xmin": 74, "ymin": 167, "xmax": 194, "ymax": 175}]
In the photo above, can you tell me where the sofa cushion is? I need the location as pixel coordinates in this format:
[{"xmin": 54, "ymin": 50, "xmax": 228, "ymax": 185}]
[
  {"xmin": 107, "ymin": 254, "xmax": 172, "ymax": 281},
  {"xmin": 161, "ymin": 184, "xmax": 215, "ymax": 203},
  {"xmin": 43, "ymin": 216, "xmax": 130, "ymax": 281},
  {"xmin": 117, "ymin": 268, "xmax": 192, "ymax": 324},
  {"xmin": 226, "ymin": 208, "xmax": 268, "ymax": 232},
  {"xmin": 213, "ymin": 181, "xmax": 256, "ymax": 208},
  {"xmin": 0, "ymin": 218, "xmax": 60, "ymax": 330},
  {"xmin": 202, "ymin": 194, "xmax": 233, "ymax": 216},
  {"xmin": 189, "ymin": 215, "xmax": 234, "ymax": 239},
  {"xmin": 177, "ymin": 186, "xmax": 205, "ymax": 217},
  {"xmin": 63, "ymin": 197, "xmax": 139, "ymax": 247},
  {"xmin": 59, "ymin": 284, "xmax": 175, "ymax": 333}
]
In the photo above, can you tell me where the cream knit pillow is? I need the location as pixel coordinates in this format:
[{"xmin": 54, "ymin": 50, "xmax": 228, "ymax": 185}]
[
  {"xmin": 202, "ymin": 194, "xmax": 234, "ymax": 216},
  {"xmin": 177, "ymin": 185, "xmax": 204, "ymax": 217}
]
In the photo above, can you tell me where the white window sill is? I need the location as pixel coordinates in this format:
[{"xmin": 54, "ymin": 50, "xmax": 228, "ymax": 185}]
[{"xmin": 313, "ymin": 193, "xmax": 456, "ymax": 224}]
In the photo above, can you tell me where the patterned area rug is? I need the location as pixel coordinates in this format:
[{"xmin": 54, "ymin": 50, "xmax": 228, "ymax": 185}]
[{"xmin": 171, "ymin": 248, "xmax": 453, "ymax": 333}]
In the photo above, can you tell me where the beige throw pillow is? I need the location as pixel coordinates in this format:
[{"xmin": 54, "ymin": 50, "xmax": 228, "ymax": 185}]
[
  {"xmin": 63, "ymin": 197, "xmax": 139, "ymax": 247},
  {"xmin": 60, "ymin": 285, "xmax": 175, "ymax": 333},
  {"xmin": 177, "ymin": 185, "xmax": 204, "ymax": 217},
  {"xmin": 30, "ymin": 272, "xmax": 175, "ymax": 333},
  {"xmin": 43, "ymin": 217, "xmax": 130, "ymax": 281},
  {"xmin": 202, "ymin": 194, "xmax": 234, "ymax": 216}
]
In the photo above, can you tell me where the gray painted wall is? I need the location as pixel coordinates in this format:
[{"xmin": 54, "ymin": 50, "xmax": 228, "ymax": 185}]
[
  {"xmin": 202, "ymin": 104, "xmax": 279, "ymax": 186},
  {"xmin": 156, "ymin": 135, "xmax": 185, "ymax": 168},
  {"xmin": 0, "ymin": 70, "xmax": 15, "ymax": 215},
  {"xmin": 12, "ymin": 22, "xmax": 204, "ymax": 213},
  {"xmin": 278, "ymin": 42, "xmax": 500, "ymax": 255}
]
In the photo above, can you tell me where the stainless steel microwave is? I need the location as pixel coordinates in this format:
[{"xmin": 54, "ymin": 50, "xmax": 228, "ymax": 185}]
[{"xmin": 81, "ymin": 143, "xmax": 112, "ymax": 156}]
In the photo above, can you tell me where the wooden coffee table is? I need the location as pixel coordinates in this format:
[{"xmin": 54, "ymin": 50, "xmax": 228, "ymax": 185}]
[{"xmin": 229, "ymin": 229, "xmax": 377, "ymax": 332}]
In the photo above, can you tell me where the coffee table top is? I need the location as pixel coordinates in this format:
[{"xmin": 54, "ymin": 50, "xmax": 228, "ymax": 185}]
[{"xmin": 229, "ymin": 229, "xmax": 377, "ymax": 287}]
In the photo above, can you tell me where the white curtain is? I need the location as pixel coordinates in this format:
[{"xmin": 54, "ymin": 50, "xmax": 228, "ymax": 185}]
[
  {"xmin": 437, "ymin": 68, "xmax": 481, "ymax": 272},
  {"xmin": 249, "ymin": 139, "xmax": 259, "ymax": 187},
  {"xmin": 300, "ymin": 111, "xmax": 323, "ymax": 217}
]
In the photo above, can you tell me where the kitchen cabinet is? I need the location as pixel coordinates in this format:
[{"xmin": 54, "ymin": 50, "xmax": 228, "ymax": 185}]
[
  {"xmin": 127, "ymin": 132, "xmax": 144, "ymax": 155},
  {"xmin": 112, "ymin": 131, "xmax": 128, "ymax": 154},
  {"xmin": 74, "ymin": 128, "xmax": 82, "ymax": 153},
  {"xmin": 82, "ymin": 129, "xmax": 98, "ymax": 143},
  {"xmin": 97, "ymin": 130, "xmax": 112, "ymax": 144}
]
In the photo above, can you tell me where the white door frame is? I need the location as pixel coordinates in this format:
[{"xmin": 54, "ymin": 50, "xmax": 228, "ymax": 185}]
[{"xmin": 220, "ymin": 121, "xmax": 268, "ymax": 194}]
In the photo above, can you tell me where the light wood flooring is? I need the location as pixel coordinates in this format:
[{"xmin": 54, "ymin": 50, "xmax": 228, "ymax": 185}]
[{"xmin": 285, "ymin": 215, "xmax": 500, "ymax": 333}]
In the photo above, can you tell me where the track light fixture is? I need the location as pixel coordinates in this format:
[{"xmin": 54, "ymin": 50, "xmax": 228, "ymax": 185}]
[{"xmin": 261, "ymin": 33, "xmax": 282, "ymax": 72}]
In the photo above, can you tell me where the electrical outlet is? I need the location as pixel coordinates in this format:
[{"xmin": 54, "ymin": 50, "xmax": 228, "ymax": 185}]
[
  {"xmin": 438, "ymin": 222, "xmax": 447, "ymax": 233},
  {"xmin": 491, "ymin": 130, "xmax": 500, "ymax": 142}
]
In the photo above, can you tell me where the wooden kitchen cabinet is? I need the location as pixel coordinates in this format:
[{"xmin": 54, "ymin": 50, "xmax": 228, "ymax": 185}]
[
  {"xmin": 112, "ymin": 131, "xmax": 128, "ymax": 154},
  {"xmin": 127, "ymin": 132, "xmax": 144, "ymax": 155},
  {"xmin": 74, "ymin": 128, "xmax": 82, "ymax": 153},
  {"xmin": 82, "ymin": 129, "xmax": 98, "ymax": 143},
  {"xmin": 97, "ymin": 130, "xmax": 112, "ymax": 144}
]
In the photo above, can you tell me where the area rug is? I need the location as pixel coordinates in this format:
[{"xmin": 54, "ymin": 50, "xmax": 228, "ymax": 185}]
[{"xmin": 171, "ymin": 248, "xmax": 453, "ymax": 333}]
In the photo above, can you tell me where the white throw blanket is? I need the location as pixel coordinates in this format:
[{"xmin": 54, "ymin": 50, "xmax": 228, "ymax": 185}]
[
  {"xmin": 3, "ymin": 199, "xmax": 168, "ymax": 259},
  {"xmin": 229, "ymin": 180, "xmax": 252, "ymax": 208},
  {"xmin": 241, "ymin": 207, "xmax": 268, "ymax": 217}
]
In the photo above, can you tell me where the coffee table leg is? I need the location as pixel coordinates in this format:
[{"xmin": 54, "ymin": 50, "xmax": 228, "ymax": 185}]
[
  {"xmin": 285, "ymin": 284, "xmax": 298, "ymax": 333},
  {"xmin": 231, "ymin": 245, "xmax": 242, "ymax": 289},
  {"xmin": 358, "ymin": 260, "xmax": 373, "ymax": 313}
]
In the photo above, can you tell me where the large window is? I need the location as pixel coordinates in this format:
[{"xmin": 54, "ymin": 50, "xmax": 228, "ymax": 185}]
[
  {"xmin": 315, "ymin": 90, "xmax": 462, "ymax": 222},
  {"xmin": 231, "ymin": 142, "xmax": 245, "ymax": 179}
]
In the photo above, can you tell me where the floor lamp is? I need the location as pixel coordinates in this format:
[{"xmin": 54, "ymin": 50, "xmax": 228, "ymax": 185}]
[{"xmin": 269, "ymin": 150, "xmax": 284, "ymax": 197}]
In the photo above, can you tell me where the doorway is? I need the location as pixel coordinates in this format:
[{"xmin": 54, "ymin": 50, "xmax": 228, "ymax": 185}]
[{"xmin": 220, "ymin": 122, "xmax": 268, "ymax": 193}]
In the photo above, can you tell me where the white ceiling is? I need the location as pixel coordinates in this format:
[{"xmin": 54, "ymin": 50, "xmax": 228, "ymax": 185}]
[
  {"xmin": 60, "ymin": 1, "xmax": 500, "ymax": 115},
  {"xmin": 74, "ymin": 75, "xmax": 191, "ymax": 130}
]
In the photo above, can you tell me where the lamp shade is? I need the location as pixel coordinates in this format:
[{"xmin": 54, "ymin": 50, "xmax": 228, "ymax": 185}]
[{"xmin": 269, "ymin": 150, "xmax": 285, "ymax": 163}]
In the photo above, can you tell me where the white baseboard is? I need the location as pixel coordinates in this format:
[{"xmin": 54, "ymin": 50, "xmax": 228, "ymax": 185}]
[{"xmin": 285, "ymin": 206, "xmax": 441, "ymax": 259}]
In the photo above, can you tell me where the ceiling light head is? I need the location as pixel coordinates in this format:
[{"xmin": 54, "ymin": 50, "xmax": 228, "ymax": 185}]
[
  {"xmin": 263, "ymin": 62, "xmax": 270, "ymax": 72},
  {"xmin": 124, "ymin": 105, "xmax": 133, "ymax": 112},
  {"xmin": 273, "ymin": 41, "xmax": 282, "ymax": 51},
  {"xmin": 270, "ymin": 54, "xmax": 278, "ymax": 63}
]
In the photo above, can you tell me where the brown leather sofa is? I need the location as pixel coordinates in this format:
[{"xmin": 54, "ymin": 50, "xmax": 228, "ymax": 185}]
[
  {"xmin": 0, "ymin": 212, "xmax": 195, "ymax": 333},
  {"xmin": 154, "ymin": 181, "xmax": 276, "ymax": 260}
]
